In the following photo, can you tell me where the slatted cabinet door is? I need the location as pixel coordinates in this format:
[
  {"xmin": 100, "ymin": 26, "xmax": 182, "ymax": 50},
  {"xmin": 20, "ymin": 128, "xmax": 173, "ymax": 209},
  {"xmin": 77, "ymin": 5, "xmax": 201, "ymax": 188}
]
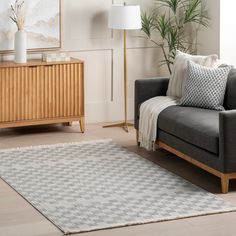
[
  {"xmin": 0, "ymin": 59, "xmax": 84, "ymax": 132},
  {"xmin": 39, "ymin": 63, "xmax": 84, "ymax": 119},
  {"xmin": 0, "ymin": 65, "xmax": 39, "ymax": 122}
]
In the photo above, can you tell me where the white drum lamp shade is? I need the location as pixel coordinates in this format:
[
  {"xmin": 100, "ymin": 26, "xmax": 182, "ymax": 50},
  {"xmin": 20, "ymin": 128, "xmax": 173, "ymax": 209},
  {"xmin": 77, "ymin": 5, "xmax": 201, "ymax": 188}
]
[{"xmin": 108, "ymin": 5, "xmax": 142, "ymax": 30}]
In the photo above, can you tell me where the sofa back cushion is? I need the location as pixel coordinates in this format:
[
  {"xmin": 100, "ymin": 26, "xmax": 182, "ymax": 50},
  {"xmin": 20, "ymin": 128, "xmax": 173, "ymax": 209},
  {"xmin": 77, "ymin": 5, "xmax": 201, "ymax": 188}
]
[
  {"xmin": 224, "ymin": 68, "xmax": 236, "ymax": 110},
  {"xmin": 167, "ymin": 50, "xmax": 219, "ymax": 98}
]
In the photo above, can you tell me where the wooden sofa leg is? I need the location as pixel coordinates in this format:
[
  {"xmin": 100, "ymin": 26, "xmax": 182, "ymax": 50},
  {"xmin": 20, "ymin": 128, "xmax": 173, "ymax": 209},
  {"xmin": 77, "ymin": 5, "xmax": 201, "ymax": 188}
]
[
  {"xmin": 136, "ymin": 130, "xmax": 140, "ymax": 146},
  {"xmin": 221, "ymin": 174, "xmax": 229, "ymax": 194}
]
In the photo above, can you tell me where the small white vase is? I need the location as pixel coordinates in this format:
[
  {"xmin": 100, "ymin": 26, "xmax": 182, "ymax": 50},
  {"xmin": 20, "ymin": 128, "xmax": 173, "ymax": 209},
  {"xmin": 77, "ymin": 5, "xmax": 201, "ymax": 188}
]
[{"xmin": 14, "ymin": 30, "xmax": 27, "ymax": 63}]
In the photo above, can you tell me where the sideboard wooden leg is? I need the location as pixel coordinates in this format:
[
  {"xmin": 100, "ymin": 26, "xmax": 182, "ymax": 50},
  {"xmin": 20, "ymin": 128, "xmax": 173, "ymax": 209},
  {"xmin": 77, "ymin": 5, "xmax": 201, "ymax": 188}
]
[
  {"xmin": 79, "ymin": 117, "xmax": 85, "ymax": 133},
  {"xmin": 221, "ymin": 174, "xmax": 229, "ymax": 194}
]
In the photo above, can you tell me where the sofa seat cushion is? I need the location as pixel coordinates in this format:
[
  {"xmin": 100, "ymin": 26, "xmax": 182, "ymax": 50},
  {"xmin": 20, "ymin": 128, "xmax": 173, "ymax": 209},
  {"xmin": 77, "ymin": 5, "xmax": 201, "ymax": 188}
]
[{"xmin": 158, "ymin": 106, "xmax": 219, "ymax": 154}]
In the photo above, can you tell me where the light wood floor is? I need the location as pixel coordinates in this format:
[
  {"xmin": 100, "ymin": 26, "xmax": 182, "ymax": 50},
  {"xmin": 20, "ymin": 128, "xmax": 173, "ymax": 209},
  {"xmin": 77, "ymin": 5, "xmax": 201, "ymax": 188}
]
[{"xmin": 1, "ymin": 123, "xmax": 236, "ymax": 236}]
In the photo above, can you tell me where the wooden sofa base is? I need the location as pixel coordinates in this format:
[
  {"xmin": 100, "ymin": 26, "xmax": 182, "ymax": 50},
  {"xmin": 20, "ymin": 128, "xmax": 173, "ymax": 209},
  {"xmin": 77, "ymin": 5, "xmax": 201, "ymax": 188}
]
[
  {"xmin": 136, "ymin": 130, "xmax": 236, "ymax": 193},
  {"xmin": 157, "ymin": 141, "xmax": 236, "ymax": 194}
]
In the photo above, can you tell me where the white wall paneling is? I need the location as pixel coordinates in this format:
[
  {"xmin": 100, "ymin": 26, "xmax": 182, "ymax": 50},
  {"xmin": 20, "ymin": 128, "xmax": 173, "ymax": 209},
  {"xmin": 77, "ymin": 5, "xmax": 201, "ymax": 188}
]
[
  {"xmin": 70, "ymin": 50, "xmax": 113, "ymax": 123},
  {"xmin": 126, "ymin": 47, "xmax": 165, "ymax": 123},
  {"xmin": 1, "ymin": 0, "xmax": 166, "ymax": 124},
  {"xmin": 62, "ymin": 0, "xmax": 114, "ymax": 51},
  {"xmin": 0, "ymin": 0, "xmax": 225, "ymax": 123},
  {"xmin": 62, "ymin": 0, "xmax": 165, "ymax": 123}
]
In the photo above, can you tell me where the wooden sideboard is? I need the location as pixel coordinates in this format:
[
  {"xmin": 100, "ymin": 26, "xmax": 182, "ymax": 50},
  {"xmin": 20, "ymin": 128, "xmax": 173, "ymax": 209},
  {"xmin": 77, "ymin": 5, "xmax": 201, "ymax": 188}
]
[{"xmin": 0, "ymin": 59, "xmax": 85, "ymax": 132}]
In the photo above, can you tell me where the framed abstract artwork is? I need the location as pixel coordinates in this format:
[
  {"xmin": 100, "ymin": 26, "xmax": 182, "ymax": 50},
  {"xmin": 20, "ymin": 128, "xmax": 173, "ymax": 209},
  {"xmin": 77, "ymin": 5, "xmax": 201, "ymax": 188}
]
[{"xmin": 0, "ymin": 0, "xmax": 61, "ymax": 53}]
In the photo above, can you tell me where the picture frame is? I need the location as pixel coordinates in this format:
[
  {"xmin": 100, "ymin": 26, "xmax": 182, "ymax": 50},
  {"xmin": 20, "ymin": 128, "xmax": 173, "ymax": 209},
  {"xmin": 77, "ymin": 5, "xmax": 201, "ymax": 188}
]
[{"xmin": 0, "ymin": 0, "xmax": 61, "ymax": 54}]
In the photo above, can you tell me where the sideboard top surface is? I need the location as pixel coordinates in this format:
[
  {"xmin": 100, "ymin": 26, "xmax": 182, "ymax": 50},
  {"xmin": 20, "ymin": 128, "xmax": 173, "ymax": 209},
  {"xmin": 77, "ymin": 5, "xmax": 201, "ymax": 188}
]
[{"xmin": 0, "ymin": 58, "xmax": 84, "ymax": 68}]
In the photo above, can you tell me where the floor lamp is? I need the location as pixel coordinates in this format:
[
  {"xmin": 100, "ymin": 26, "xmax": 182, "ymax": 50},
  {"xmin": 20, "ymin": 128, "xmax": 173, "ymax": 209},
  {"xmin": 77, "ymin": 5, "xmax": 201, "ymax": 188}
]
[{"xmin": 103, "ymin": 3, "xmax": 142, "ymax": 132}]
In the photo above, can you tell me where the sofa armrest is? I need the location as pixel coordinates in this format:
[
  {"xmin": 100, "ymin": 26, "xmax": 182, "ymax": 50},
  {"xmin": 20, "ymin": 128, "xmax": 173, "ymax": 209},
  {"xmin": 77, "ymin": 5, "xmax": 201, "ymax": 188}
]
[
  {"xmin": 134, "ymin": 77, "xmax": 169, "ymax": 129},
  {"xmin": 219, "ymin": 110, "xmax": 236, "ymax": 172}
]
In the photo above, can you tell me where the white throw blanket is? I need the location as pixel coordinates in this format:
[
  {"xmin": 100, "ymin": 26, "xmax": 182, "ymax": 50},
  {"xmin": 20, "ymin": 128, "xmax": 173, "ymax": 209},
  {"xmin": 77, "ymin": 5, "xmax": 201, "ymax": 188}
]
[{"xmin": 139, "ymin": 96, "xmax": 179, "ymax": 151}]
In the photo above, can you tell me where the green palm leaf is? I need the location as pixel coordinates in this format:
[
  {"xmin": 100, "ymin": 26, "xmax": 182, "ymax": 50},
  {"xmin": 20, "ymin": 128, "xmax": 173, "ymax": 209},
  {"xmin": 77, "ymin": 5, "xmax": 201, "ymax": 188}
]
[
  {"xmin": 141, "ymin": 12, "xmax": 155, "ymax": 38},
  {"xmin": 141, "ymin": 0, "xmax": 210, "ymax": 74},
  {"xmin": 155, "ymin": 15, "xmax": 171, "ymax": 39},
  {"xmin": 157, "ymin": 0, "xmax": 182, "ymax": 14},
  {"xmin": 184, "ymin": 0, "xmax": 209, "ymax": 26}
]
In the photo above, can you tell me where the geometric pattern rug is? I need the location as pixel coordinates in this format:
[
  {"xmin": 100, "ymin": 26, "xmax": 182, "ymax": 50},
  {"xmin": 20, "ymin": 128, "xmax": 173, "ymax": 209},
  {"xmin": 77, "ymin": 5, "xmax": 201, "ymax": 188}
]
[{"xmin": 0, "ymin": 139, "xmax": 236, "ymax": 235}]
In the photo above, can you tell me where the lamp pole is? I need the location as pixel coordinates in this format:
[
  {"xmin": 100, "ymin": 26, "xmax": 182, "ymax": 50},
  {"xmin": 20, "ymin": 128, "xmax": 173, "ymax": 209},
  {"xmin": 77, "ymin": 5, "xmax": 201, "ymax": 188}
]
[
  {"xmin": 124, "ymin": 28, "xmax": 128, "ymax": 126},
  {"xmin": 123, "ymin": 1, "xmax": 128, "ymax": 126},
  {"xmin": 104, "ymin": 3, "xmax": 141, "ymax": 132},
  {"xmin": 103, "ymin": 28, "xmax": 133, "ymax": 132}
]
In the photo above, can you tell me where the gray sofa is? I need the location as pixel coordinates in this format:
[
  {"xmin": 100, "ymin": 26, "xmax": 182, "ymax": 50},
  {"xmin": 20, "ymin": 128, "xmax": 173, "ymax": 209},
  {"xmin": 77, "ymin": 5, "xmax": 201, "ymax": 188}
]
[{"xmin": 135, "ymin": 68, "xmax": 236, "ymax": 193}]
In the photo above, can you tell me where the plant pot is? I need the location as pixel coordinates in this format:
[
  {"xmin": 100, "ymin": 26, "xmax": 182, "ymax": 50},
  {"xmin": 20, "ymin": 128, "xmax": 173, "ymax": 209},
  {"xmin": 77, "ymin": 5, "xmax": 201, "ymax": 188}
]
[{"xmin": 14, "ymin": 30, "xmax": 27, "ymax": 63}]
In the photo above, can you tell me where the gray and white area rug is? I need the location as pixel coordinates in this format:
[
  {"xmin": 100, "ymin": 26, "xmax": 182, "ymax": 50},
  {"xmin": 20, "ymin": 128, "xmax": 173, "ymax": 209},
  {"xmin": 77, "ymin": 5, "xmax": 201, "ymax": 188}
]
[{"xmin": 0, "ymin": 139, "xmax": 236, "ymax": 234}]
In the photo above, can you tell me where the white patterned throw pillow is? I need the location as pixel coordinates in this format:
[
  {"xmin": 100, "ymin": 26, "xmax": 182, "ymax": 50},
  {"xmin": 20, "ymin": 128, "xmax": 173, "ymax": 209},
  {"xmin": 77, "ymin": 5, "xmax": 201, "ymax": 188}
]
[
  {"xmin": 167, "ymin": 50, "xmax": 219, "ymax": 98},
  {"xmin": 180, "ymin": 61, "xmax": 232, "ymax": 111}
]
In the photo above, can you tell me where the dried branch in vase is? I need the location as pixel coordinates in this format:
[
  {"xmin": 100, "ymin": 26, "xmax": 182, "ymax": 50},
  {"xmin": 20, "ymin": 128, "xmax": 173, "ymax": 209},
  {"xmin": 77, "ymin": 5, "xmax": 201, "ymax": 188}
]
[{"xmin": 10, "ymin": 0, "xmax": 25, "ymax": 31}]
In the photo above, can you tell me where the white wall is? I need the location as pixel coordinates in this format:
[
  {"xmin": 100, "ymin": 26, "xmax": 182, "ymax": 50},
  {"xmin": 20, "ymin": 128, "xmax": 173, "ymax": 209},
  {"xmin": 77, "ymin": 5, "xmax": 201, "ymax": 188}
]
[
  {"xmin": 2, "ymin": 0, "xmax": 166, "ymax": 124},
  {"xmin": 2, "ymin": 0, "xmax": 224, "ymax": 124},
  {"xmin": 197, "ymin": 0, "xmax": 220, "ymax": 56},
  {"xmin": 198, "ymin": 0, "xmax": 236, "ymax": 67},
  {"xmin": 63, "ymin": 0, "xmax": 168, "ymax": 124},
  {"xmin": 220, "ymin": 0, "xmax": 236, "ymax": 66}
]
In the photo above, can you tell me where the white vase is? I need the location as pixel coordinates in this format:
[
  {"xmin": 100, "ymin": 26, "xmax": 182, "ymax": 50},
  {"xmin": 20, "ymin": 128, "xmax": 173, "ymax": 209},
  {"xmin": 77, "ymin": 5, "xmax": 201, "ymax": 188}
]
[{"xmin": 14, "ymin": 30, "xmax": 27, "ymax": 63}]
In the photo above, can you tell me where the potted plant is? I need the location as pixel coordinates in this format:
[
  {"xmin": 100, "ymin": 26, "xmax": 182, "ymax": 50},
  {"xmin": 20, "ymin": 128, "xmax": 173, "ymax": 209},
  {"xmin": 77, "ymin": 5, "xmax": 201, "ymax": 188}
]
[
  {"xmin": 141, "ymin": 0, "xmax": 210, "ymax": 74},
  {"xmin": 10, "ymin": 0, "xmax": 27, "ymax": 63}
]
